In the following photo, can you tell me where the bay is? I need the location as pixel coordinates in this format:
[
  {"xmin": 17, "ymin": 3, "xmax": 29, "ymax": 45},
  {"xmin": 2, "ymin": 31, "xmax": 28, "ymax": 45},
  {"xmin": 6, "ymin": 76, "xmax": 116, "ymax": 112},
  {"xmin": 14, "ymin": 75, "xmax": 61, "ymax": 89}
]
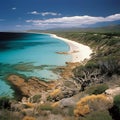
[{"xmin": 0, "ymin": 33, "xmax": 71, "ymax": 97}]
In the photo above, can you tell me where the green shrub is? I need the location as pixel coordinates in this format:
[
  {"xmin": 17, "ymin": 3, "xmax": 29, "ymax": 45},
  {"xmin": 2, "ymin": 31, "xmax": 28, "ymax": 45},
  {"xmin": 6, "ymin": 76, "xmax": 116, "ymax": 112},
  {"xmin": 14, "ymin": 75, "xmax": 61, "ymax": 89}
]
[
  {"xmin": 99, "ymin": 56, "xmax": 119, "ymax": 75},
  {"xmin": 67, "ymin": 106, "xmax": 74, "ymax": 116},
  {"xmin": 51, "ymin": 106, "xmax": 74, "ymax": 116},
  {"xmin": 109, "ymin": 95, "xmax": 120, "ymax": 120},
  {"xmin": 38, "ymin": 103, "xmax": 53, "ymax": 111},
  {"xmin": 0, "ymin": 97, "xmax": 11, "ymax": 109},
  {"xmin": 107, "ymin": 38, "xmax": 120, "ymax": 46},
  {"xmin": 51, "ymin": 106, "xmax": 64, "ymax": 115},
  {"xmin": 85, "ymin": 61, "xmax": 99, "ymax": 69},
  {"xmin": 86, "ymin": 84, "xmax": 109, "ymax": 95},
  {"xmin": 30, "ymin": 94, "xmax": 41, "ymax": 103},
  {"xmin": 79, "ymin": 110, "xmax": 112, "ymax": 120},
  {"xmin": 0, "ymin": 110, "xmax": 22, "ymax": 120},
  {"xmin": 36, "ymin": 103, "xmax": 72, "ymax": 116}
]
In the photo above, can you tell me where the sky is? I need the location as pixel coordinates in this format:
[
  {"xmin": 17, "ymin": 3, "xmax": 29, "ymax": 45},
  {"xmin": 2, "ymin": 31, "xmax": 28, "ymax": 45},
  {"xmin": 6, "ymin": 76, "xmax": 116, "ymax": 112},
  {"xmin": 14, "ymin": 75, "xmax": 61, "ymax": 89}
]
[{"xmin": 0, "ymin": 0, "xmax": 120, "ymax": 31}]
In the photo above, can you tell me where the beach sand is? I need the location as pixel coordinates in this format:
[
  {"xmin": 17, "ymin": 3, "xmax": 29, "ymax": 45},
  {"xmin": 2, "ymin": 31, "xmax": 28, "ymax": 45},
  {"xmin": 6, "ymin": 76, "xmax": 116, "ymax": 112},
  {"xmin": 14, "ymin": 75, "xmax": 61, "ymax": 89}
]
[{"xmin": 51, "ymin": 34, "xmax": 92, "ymax": 63}]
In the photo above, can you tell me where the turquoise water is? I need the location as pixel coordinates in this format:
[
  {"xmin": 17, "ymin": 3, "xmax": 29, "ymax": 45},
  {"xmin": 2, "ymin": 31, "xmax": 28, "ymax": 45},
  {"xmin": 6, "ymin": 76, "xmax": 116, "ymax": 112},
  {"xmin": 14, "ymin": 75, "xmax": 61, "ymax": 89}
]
[{"xmin": 0, "ymin": 33, "xmax": 71, "ymax": 97}]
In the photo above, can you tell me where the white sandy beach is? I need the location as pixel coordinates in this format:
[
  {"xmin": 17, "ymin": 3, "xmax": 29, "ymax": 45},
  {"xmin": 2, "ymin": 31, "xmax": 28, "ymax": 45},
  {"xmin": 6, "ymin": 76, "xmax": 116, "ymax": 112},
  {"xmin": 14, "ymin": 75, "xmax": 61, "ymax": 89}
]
[{"xmin": 51, "ymin": 34, "xmax": 92, "ymax": 63}]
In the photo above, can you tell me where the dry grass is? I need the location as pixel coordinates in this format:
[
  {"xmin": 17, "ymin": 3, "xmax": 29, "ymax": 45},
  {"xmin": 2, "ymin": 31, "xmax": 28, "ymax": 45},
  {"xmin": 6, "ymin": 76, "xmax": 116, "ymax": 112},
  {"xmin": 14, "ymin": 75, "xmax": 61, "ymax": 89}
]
[
  {"xmin": 23, "ymin": 102, "xmax": 35, "ymax": 108},
  {"xmin": 49, "ymin": 88, "xmax": 61, "ymax": 97},
  {"xmin": 22, "ymin": 116, "xmax": 36, "ymax": 120},
  {"xmin": 51, "ymin": 101, "xmax": 60, "ymax": 107},
  {"xmin": 74, "ymin": 94, "xmax": 112, "ymax": 117}
]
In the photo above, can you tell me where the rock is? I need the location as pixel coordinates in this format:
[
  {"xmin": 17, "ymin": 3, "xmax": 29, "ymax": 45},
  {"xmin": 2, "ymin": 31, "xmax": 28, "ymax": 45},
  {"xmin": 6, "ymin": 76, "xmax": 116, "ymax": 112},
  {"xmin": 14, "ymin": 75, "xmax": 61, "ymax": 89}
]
[
  {"xmin": 105, "ymin": 87, "xmax": 120, "ymax": 97},
  {"xmin": 48, "ymin": 87, "xmax": 77, "ymax": 102},
  {"xmin": 59, "ymin": 97, "xmax": 76, "ymax": 108},
  {"xmin": 7, "ymin": 75, "xmax": 55, "ymax": 97}
]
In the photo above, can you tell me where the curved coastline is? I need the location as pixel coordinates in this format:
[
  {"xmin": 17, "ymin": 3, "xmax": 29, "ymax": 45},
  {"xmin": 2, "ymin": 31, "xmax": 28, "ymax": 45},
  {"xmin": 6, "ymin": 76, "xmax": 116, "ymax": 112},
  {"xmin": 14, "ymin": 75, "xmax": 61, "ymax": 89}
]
[
  {"xmin": 50, "ymin": 33, "xmax": 92, "ymax": 63},
  {"xmin": 26, "ymin": 31, "xmax": 92, "ymax": 63}
]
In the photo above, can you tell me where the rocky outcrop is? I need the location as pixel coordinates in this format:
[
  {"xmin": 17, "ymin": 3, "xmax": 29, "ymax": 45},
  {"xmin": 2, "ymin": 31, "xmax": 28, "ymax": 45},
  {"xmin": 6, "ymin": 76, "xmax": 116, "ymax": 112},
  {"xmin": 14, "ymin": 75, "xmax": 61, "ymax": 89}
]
[
  {"xmin": 59, "ymin": 97, "xmax": 76, "ymax": 108},
  {"xmin": 7, "ymin": 75, "xmax": 55, "ymax": 96},
  {"xmin": 105, "ymin": 87, "xmax": 120, "ymax": 97},
  {"xmin": 47, "ymin": 86, "xmax": 79, "ymax": 102}
]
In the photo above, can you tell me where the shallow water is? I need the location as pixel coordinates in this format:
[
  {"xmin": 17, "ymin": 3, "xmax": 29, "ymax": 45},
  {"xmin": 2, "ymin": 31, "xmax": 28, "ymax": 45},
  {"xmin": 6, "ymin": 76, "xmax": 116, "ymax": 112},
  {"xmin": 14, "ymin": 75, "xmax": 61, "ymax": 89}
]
[{"xmin": 0, "ymin": 32, "xmax": 71, "ymax": 97}]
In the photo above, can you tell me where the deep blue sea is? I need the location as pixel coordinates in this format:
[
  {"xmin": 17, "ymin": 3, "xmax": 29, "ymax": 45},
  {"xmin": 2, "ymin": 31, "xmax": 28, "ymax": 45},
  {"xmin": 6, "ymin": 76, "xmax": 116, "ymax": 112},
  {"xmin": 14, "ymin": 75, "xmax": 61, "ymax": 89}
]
[{"xmin": 0, "ymin": 32, "xmax": 71, "ymax": 97}]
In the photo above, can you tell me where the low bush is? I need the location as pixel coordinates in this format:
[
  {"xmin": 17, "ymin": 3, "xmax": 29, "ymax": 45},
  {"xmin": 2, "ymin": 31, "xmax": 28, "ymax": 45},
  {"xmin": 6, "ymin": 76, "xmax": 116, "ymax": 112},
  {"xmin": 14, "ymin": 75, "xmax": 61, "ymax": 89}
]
[
  {"xmin": 0, "ymin": 97, "xmax": 11, "ymax": 109},
  {"xmin": 99, "ymin": 56, "xmax": 119, "ymax": 76},
  {"xmin": 79, "ymin": 110, "xmax": 112, "ymax": 120},
  {"xmin": 23, "ymin": 102, "xmax": 34, "ymax": 108},
  {"xmin": 22, "ymin": 116, "xmax": 36, "ymax": 120},
  {"xmin": 74, "ymin": 94, "xmax": 112, "ymax": 117},
  {"xmin": 51, "ymin": 106, "xmax": 64, "ymax": 115},
  {"xmin": 85, "ymin": 61, "xmax": 99, "ymax": 69},
  {"xmin": 30, "ymin": 94, "xmax": 41, "ymax": 103},
  {"xmin": 107, "ymin": 38, "xmax": 120, "ymax": 46},
  {"xmin": 86, "ymin": 84, "xmax": 109, "ymax": 95},
  {"xmin": 37, "ymin": 103, "xmax": 53, "ymax": 111},
  {"xmin": 109, "ymin": 95, "xmax": 120, "ymax": 120},
  {"xmin": 0, "ymin": 110, "xmax": 22, "ymax": 120},
  {"xmin": 47, "ymin": 89, "xmax": 62, "ymax": 101},
  {"xmin": 49, "ymin": 89, "xmax": 61, "ymax": 97},
  {"xmin": 67, "ymin": 106, "xmax": 75, "ymax": 116}
]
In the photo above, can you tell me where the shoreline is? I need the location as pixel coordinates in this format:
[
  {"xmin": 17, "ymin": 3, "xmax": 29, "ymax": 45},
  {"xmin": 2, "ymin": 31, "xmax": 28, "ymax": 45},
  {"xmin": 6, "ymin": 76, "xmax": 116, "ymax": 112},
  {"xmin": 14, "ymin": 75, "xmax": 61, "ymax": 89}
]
[
  {"xmin": 5, "ymin": 32, "xmax": 93, "ymax": 98},
  {"xmin": 26, "ymin": 31, "xmax": 92, "ymax": 63},
  {"xmin": 50, "ymin": 34, "xmax": 92, "ymax": 63}
]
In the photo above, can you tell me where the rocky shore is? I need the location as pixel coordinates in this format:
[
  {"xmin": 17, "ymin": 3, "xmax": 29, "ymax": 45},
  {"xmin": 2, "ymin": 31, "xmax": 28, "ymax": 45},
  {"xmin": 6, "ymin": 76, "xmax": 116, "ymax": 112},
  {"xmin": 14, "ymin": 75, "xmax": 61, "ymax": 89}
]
[
  {"xmin": 7, "ymin": 75, "xmax": 56, "ymax": 97},
  {"xmin": 6, "ymin": 61, "xmax": 81, "ymax": 98}
]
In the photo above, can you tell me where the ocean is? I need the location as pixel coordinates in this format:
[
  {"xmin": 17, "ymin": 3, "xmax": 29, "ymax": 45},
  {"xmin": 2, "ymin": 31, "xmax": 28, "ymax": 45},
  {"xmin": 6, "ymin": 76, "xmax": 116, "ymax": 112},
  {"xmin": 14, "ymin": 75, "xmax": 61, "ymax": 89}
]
[{"xmin": 0, "ymin": 32, "xmax": 71, "ymax": 97}]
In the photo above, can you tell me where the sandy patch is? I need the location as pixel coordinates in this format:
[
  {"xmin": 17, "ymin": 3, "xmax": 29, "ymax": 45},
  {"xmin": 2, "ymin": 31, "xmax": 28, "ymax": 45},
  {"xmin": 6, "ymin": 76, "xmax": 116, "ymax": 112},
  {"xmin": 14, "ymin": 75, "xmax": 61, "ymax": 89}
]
[{"xmin": 51, "ymin": 34, "xmax": 92, "ymax": 63}]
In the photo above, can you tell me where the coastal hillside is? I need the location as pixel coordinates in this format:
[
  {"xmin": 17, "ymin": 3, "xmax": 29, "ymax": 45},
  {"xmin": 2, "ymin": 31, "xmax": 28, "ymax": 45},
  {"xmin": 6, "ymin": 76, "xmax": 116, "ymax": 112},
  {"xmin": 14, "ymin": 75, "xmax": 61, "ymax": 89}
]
[
  {"xmin": 53, "ymin": 31, "xmax": 120, "ymax": 119},
  {"xmin": 0, "ymin": 31, "xmax": 120, "ymax": 120},
  {"xmin": 54, "ymin": 31, "xmax": 120, "ymax": 87}
]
